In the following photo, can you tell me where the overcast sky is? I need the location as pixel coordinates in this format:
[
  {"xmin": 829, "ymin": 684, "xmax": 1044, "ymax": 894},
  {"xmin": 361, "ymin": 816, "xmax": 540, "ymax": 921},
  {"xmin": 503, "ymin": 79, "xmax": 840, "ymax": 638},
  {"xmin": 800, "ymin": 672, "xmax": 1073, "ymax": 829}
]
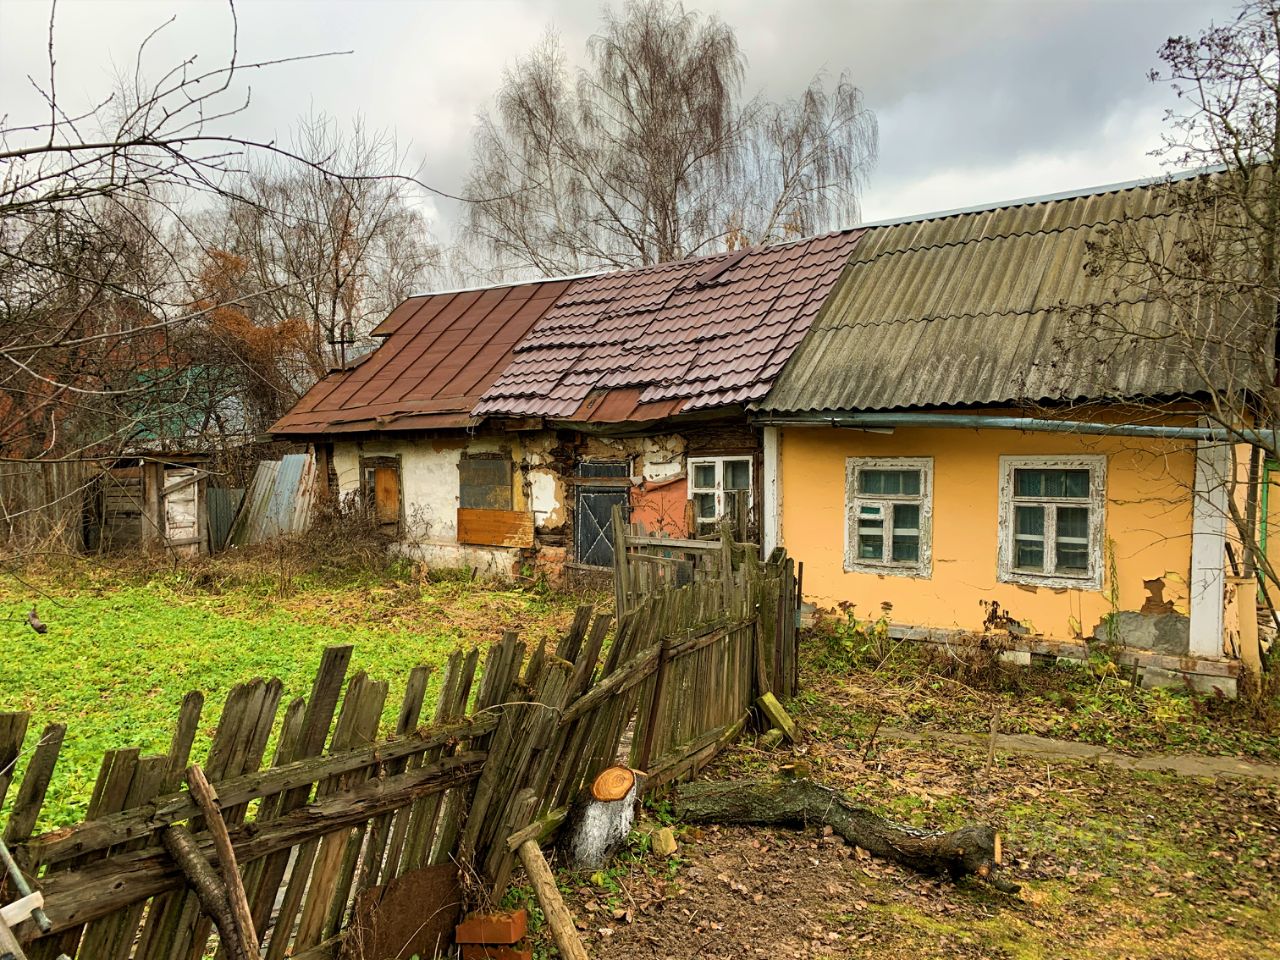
[{"xmin": 0, "ymin": 0, "xmax": 1241, "ymax": 246}]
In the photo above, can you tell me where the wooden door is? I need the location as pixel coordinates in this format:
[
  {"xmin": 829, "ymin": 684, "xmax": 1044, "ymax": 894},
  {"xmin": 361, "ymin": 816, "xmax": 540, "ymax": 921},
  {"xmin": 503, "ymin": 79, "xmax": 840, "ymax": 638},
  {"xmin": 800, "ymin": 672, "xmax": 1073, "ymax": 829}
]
[{"xmin": 163, "ymin": 467, "xmax": 203, "ymax": 556}]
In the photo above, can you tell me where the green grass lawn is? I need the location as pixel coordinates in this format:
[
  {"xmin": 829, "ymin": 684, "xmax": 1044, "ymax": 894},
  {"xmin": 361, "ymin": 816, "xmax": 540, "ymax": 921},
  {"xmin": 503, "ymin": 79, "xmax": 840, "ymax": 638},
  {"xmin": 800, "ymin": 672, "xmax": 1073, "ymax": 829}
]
[{"xmin": 0, "ymin": 557, "xmax": 592, "ymax": 829}]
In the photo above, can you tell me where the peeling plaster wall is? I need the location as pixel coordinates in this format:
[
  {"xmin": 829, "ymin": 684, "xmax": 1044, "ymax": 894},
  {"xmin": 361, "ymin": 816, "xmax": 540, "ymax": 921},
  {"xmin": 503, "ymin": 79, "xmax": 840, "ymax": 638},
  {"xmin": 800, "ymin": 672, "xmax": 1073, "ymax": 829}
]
[
  {"xmin": 331, "ymin": 428, "xmax": 705, "ymax": 575},
  {"xmin": 779, "ymin": 425, "xmax": 1198, "ymax": 648},
  {"xmin": 332, "ymin": 435, "xmax": 518, "ymax": 572}
]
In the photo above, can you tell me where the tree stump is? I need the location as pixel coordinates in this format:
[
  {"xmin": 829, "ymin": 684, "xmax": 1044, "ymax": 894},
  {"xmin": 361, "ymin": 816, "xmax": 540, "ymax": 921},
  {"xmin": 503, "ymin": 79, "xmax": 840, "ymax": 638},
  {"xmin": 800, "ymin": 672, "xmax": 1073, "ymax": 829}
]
[{"xmin": 561, "ymin": 765, "xmax": 643, "ymax": 870}]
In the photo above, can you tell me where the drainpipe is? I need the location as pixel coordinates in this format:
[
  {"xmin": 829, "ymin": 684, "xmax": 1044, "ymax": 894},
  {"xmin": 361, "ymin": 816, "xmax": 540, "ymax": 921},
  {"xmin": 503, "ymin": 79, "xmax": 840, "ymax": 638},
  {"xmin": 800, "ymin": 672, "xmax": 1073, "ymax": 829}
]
[{"xmin": 753, "ymin": 412, "xmax": 1279, "ymax": 447}]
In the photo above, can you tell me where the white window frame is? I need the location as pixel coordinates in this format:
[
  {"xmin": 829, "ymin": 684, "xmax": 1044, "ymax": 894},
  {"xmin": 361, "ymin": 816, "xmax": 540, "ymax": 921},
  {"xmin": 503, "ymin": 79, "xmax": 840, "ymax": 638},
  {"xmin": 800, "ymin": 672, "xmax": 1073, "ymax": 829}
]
[
  {"xmin": 844, "ymin": 457, "xmax": 933, "ymax": 577},
  {"xmin": 997, "ymin": 455, "xmax": 1106, "ymax": 590},
  {"xmin": 688, "ymin": 456, "xmax": 753, "ymax": 534}
]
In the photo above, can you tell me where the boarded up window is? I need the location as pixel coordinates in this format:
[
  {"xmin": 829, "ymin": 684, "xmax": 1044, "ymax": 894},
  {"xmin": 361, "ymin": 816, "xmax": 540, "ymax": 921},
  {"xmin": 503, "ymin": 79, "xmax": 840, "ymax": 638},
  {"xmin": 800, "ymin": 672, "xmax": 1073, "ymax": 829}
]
[
  {"xmin": 361, "ymin": 457, "xmax": 401, "ymax": 528},
  {"xmin": 459, "ymin": 455, "xmax": 513, "ymax": 510}
]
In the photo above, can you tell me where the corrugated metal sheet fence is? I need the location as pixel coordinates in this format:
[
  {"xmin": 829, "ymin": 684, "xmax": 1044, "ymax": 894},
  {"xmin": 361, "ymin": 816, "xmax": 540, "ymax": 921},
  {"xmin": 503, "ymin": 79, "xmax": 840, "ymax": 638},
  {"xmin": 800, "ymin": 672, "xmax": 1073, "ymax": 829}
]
[{"xmin": 226, "ymin": 454, "xmax": 316, "ymax": 547}]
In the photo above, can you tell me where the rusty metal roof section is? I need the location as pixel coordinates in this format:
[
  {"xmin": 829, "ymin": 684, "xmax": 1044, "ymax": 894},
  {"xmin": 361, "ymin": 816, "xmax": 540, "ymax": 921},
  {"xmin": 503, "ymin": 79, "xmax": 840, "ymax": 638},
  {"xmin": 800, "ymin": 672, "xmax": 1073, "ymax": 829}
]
[
  {"xmin": 472, "ymin": 230, "xmax": 864, "ymax": 423},
  {"xmin": 759, "ymin": 175, "xmax": 1237, "ymax": 413},
  {"xmin": 271, "ymin": 278, "xmax": 577, "ymax": 436}
]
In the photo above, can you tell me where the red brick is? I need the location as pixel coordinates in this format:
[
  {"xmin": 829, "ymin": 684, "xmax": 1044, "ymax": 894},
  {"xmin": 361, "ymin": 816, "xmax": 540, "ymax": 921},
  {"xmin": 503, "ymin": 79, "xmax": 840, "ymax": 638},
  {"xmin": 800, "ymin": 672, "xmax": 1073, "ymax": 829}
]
[{"xmin": 455, "ymin": 908, "xmax": 528, "ymax": 945}]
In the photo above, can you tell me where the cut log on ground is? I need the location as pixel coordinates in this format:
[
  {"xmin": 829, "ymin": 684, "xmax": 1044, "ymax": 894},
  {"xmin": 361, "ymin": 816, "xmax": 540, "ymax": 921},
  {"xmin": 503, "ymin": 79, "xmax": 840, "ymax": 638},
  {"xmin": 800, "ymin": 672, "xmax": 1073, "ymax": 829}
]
[
  {"xmin": 516, "ymin": 840, "xmax": 589, "ymax": 960},
  {"xmin": 672, "ymin": 778, "xmax": 1020, "ymax": 893}
]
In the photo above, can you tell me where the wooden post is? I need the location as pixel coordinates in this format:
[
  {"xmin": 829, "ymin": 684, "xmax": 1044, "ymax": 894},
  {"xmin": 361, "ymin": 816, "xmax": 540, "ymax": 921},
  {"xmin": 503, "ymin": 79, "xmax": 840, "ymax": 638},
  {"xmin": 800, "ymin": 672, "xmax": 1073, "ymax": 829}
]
[
  {"xmin": 186, "ymin": 764, "xmax": 261, "ymax": 960},
  {"xmin": 612, "ymin": 503, "xmax": 630, "ymax": 616},
  {"xmin": 516, "ymin": 840, "xmax": 589, "ymax": 960}
]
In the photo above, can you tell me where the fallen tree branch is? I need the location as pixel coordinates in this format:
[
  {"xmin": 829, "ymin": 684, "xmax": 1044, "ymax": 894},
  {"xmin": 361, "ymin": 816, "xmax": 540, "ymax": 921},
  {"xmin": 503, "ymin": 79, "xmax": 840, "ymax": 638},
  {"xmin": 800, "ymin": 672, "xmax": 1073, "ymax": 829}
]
[
  {"xmin": 672, "ymin": 778, "xmax": 1020, "ymax": 893},
  {"xmin": 161, "ymin": 825, "xmax": 246, "ymax": 960}
]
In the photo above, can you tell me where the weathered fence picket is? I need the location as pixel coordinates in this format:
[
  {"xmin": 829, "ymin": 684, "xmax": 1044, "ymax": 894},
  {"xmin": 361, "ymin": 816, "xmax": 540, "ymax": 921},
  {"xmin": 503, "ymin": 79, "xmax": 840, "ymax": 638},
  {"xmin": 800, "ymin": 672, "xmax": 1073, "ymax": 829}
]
[{"xmin": 1, "ymin": 542, "xmax": 800, "ymax": 959}]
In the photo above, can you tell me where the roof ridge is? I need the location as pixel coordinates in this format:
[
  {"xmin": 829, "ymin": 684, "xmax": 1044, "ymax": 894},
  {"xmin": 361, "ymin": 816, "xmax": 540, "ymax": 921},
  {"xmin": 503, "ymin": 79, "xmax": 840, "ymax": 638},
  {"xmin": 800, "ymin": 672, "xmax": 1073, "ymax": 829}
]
[
  {"xmin": 852, "ymin": 201, "xmax": 1178, "ymax": 262},
  {"xmin": 856, "ymin": 163, "xmax": 1226, "ymax": 233}
]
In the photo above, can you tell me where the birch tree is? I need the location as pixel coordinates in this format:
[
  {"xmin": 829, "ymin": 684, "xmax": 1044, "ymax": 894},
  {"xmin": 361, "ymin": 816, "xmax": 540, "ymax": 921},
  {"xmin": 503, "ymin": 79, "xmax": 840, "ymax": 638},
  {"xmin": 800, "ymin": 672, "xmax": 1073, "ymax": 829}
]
[{"xmin": 461, "ymin": 0, "xmax": 878, "ymax": 275}]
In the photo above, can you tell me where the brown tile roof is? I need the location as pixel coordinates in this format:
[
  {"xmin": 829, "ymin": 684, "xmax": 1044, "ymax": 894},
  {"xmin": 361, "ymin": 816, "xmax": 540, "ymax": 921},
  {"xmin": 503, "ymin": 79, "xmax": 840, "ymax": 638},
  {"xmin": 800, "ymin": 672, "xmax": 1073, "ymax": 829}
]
[
  {"xmin": 472, "ymin": 230, "xmax": 863, "ymax": 422},
  {"xmin": 271, "ymin": 278, "xmax": 577, "ymax": 436}
]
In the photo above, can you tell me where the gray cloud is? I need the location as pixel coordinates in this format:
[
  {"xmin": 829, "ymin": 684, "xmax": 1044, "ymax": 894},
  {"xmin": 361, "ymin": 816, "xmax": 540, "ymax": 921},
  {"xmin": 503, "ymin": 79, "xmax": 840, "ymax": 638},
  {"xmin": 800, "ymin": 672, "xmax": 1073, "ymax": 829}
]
[{"xmin": 0, "ymin": 0, "xmax": 1242, "ymax": 241}]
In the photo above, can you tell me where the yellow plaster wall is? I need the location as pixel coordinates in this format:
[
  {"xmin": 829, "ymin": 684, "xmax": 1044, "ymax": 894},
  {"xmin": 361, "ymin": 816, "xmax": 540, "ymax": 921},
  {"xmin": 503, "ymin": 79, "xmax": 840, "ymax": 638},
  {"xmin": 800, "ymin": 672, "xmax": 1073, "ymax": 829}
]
[{"xmin": 780, "ymin": 426, "xmax": 1196, "ymax": 639}]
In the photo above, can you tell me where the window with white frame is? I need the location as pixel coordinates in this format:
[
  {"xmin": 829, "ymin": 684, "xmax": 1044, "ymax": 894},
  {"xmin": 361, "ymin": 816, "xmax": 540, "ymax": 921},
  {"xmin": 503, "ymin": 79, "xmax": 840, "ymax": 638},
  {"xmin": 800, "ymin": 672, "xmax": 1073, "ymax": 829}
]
[
  {"xmin": 845, "ymin": 457, "xmax": 933, "ymax": 576},
  {"xmin": 688, "ymin": 456, "xmax": 752, "ymax": 535},
  {"xmin": 998, "ymin": 455, "xmax": 1106, "ymax": 589}
]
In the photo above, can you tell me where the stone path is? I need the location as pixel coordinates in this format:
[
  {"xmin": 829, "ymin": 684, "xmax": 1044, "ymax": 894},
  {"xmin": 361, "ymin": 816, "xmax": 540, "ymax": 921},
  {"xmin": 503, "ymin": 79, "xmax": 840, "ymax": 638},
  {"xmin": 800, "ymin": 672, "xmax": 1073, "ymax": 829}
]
[{"xmin": 881, "ymin": 726, "xmax": 1280, "ymax": 782}]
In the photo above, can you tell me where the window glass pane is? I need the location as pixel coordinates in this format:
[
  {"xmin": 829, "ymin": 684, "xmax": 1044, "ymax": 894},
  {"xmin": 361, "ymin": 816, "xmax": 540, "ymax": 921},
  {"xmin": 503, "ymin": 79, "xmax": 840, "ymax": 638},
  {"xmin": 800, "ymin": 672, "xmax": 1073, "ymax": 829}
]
[
  {"xmin": 577, "ymin": 460, "xmax": 629, "ymax": 479},
  {"xmin": 693, "ymin": 463, "xmax": 716, "ymax": 489},
  {"xmin": 858, "ymin": 469, "xmax": 920, "ymax": 496},
  {"xmin": 892, "ymin": 504, "xmax": 920, "ymax": 563},
  {"xmin": 1014, "ymin": 504, "xmax": 1044, "ymax": 536},
  {"xmin": 1015, "ymin": 467, "xmax": 1089, "ymax": 498},
  {"xmin": 1013, "ymin": 468, "xmax": 1042, "ymax": 497},
  {"xmin": 1014, "ymin": 541, "xmax": 1044, "ymax": 570},
  {"xmin": 893, "ymin": 503, "xmax": 919, "ymax": 534},
  {"xmin": 694, "ymin": 492, "xmax": 717, "ymax": 519},
  {"xmin": 1013, "ymin": 504, "xmax": 1044, "ymax": 571},
  {"xmin": 892, "ymin": 536, "xmax": 919, "ymax": 563},
  {"xmin": 1055, "ymin": 506, "xmax": 1090, "ymax": 573},
  {"xmin": 857, "ymin": 503, "xmax": 883, "ymax": 560},
  {"xmin": 724, "ymin": 460, "xmax": 750, "ymax": 490},
  {"xmin": 1061, "ymin": 470, "xmax": 1090, "ymax": 498}
]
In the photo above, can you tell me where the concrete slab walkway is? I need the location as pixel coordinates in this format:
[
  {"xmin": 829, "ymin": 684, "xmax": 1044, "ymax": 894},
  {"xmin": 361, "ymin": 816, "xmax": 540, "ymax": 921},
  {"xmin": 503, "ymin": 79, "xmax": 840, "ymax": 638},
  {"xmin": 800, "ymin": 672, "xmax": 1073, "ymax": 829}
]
[{"xmin": 881, "ymin": 726, "xmax": 1280, "ymax": 782}]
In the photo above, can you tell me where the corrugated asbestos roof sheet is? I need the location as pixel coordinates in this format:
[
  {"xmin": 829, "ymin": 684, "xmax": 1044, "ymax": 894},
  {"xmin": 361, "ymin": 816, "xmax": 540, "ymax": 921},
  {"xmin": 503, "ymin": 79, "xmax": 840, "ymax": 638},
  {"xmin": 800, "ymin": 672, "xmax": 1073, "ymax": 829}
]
[
  {"xmin": 271, "ymin": 279, "xmax": 576, "ymax": 435},
  {"xmin": 472, "ymin": 230, "xmax": 863, "ymax": 422},
  {"xmin": 759, "ymin": 177, "xmax": 1238, "ymax": 413}
]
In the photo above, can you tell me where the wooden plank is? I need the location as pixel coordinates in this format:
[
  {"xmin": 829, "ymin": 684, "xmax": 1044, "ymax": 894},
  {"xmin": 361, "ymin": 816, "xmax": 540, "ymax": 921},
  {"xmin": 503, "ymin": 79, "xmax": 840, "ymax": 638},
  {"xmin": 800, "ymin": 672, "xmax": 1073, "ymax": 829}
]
[
  {"xmin": 558, "ymin": 643, "xmax": 661, "ymax": 726},
  {"xmin": 29, "ymin": 753, "xmax": 487, "ymax": 937},
  {"xmin": 244, "ymin": 697, "xmax": 306, "ymax": 953},
  {"xmin": 313, "ymin": 679, "xmax": 388, "ymax": 943},
  {"xmin": 80, "ymin": 755, "xmax": 171, "ymax": 960},
  {"xmin": 0, "ymin": 712, "xmax": 30, "ymax": 810},
  {"xmin": 268, "ymin": 670, "xmax": 374, "ymax": 960},
  {"xmin": 353, "ymin": 665, "xmax": 432, "ymax": 897},
  {"xmin": 170, "ymin": 678, "xmax": 283, "ymax": 960},
  {"xmin": 3, "ymin": 723, "xmax": 65, "ymax": 844},
  {"xmin": 242, "ymin": 648, "xmax": 351, "ymax": 960},
  {"xmin": 31, "ymin": 714, "xmax": 498, "ymax": 869},
  {"xmin": 419, "ymin": 649, "xmax": 482, "ymax": 870},
  {"xmin": 185, "ymin": 764, "xmax": 260, "ymax": 960},
  {"xmin": 456, "ymin": 508, "xmax": 534, "ymax": 548},
  {"xmin": 38, "ymin": 746, "xmax": 141, "ymax": 960}
]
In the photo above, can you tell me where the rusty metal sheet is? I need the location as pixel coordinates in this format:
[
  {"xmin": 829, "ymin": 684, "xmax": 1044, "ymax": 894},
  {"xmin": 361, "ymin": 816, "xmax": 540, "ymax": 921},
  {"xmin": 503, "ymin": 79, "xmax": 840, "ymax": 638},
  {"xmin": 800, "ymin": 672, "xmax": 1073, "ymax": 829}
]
[
  {"xmin": 342, "ymin": 864, "xmax": 462, "ymax": 960},
  {"xmin": 271, "ymin": 279, "xmax": 576, "ymax": 437}
]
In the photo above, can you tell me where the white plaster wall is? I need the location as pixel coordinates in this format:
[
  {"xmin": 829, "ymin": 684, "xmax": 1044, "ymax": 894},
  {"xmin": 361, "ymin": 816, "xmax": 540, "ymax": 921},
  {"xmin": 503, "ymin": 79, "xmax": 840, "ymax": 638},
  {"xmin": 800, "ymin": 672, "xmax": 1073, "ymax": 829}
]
[{"xmin": 336, "ymin": 437, "xmax": 466, "ymax": 540}]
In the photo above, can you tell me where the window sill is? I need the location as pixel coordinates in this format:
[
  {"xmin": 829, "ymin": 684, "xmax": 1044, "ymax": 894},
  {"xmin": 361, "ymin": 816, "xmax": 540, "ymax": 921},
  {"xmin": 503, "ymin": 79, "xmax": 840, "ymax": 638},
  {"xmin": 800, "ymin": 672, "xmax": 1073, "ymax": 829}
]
[
  {"xmin": 844, "ymin": 561, "xmax": 931, "ymax": 579},
  {"xmin": 998, "ymin": 570, "xmax": 1102, "ymax": 591}
]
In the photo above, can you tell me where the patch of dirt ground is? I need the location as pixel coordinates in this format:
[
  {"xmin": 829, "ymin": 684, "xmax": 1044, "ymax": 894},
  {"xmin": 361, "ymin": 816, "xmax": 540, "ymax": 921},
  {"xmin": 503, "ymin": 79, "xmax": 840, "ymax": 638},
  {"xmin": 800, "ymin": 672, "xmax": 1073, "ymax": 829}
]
[{"xmin": 520, "ymin": 676, "xmax": 1280, "ymax": 959}]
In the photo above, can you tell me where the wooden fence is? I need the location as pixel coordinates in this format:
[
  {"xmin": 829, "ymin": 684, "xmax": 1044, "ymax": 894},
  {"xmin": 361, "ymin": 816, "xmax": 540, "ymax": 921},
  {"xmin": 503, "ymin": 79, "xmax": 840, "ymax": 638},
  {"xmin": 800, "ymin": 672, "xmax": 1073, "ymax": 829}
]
[
  {"xmin": 613, "ymin": 507, "xmax": 799, "ymax": 700},
  {"xmin": 0, "ymin": 551, "xmax": 801, "ymax": 958},
  {"xmin": 0, "ymin": 460, "xmax": 100, "ymax": 553}
]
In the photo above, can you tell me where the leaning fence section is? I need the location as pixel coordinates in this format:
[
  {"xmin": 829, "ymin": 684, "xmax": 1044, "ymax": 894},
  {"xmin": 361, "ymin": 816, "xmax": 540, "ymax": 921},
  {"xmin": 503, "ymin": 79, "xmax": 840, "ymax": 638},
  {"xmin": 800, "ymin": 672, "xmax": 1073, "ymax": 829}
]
[{"xmin": 1, "ymin": 551, "xmax": 800, "ymax": 958}]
